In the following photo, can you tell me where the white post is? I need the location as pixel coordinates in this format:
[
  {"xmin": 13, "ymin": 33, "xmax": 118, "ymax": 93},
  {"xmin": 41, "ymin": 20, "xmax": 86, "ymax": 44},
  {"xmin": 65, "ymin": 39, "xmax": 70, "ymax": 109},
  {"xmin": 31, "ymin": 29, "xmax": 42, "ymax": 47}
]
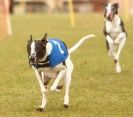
[
  {"xmin": 68, "ymin": 0, "xmax": 75, "ymax": 27},
  {"xmin": 4, "ymin": 0, "xmax": 12, "ymax": 36}
]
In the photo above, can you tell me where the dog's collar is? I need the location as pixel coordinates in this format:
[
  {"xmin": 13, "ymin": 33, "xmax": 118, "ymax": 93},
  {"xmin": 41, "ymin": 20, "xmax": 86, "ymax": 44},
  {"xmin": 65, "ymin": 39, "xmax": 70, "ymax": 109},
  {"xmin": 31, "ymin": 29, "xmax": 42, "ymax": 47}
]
[{"xmin": 32, "ymin": 63, "xmax": 50, "ymax": 69}]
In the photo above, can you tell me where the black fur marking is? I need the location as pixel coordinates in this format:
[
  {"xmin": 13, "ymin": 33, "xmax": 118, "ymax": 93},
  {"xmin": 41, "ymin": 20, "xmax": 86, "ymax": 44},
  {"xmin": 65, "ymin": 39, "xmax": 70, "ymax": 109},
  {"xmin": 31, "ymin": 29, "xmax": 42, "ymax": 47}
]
[
  {"xmin": 106, "ymin": 40, "xmax": 110, "ymax": 51},
  {"xmin": 35, "ymin": 40, "xmax": 47, "ymax": 59},
  {"xmin": 113, "ymin": 3, "xmax": 119, "ymax": 14},
  {"xmin": 56, "ymin": 85, "xmax": 63, "ymax": 90},
  {"xmin": 44, "ymin": 81, "xmax": 49, "ymax": 89},
  {"xmin": 63, "ymin": 61, "xmax": 66, "ymax": 66},
  {"xmin": 114, "ymin": 59, "xmax": 118, "ymax": 64},
  {"xmin": 44, "ymin": 81, "xmax": 49, "ymax": 86},
  {"xmin": 103, "ymin": 25, "xmax": 110, "ymax": 51},
  {"xmin": 103, "ymin": 25, "xmax": 108, "ymax": 36},
  {"xmin": 120, "ymin": 19, "xmax": 128, "ymax": 37},
  {"xmin": 120, "ymin": 20, "xmax": 125, "ymax": 32}
]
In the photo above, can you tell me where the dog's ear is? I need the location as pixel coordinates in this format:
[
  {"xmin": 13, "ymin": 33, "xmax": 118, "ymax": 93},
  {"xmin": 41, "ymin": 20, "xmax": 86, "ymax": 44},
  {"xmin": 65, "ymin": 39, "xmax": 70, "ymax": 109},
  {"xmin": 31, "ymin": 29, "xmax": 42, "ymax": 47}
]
[
  {"xmin": 28, "ymin": 35, "xmax": 33, "ymax": 43},
  {"xmin": 113, "ymin": 3, "xmax": 119, "ymax": 14},
  {"xmin": 30, "ymin": 35, "xmax": 32, "ymax": 41},
  {"xmin": 113, "ymin": 3, "xmax": 119, "ymax": 9},
  {"xmin": 41, "ymin": 33, "xmax": 48, "ymax": 44},
  {"xmin": 101, "ymin": 0, "xmax": 108, "ymax": 7}
]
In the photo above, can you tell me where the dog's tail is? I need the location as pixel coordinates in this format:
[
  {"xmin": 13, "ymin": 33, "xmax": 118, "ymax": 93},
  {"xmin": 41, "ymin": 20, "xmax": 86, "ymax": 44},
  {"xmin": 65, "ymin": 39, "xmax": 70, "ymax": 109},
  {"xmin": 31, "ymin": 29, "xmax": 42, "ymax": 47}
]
[{"xmin": 68, "ymin": 34, "xmax": 96, "ymax": 54}]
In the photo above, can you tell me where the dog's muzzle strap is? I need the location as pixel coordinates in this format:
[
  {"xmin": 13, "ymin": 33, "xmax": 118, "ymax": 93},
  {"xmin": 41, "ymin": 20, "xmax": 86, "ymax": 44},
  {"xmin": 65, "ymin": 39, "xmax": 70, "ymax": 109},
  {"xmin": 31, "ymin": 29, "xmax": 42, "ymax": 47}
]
[
  {"xmin": 32, "ymin": 56, "xmax": 50, "ymax": 69},
  {"xmin": 33, "ymin": 63, "xmax": 50, "ymax": 69}
]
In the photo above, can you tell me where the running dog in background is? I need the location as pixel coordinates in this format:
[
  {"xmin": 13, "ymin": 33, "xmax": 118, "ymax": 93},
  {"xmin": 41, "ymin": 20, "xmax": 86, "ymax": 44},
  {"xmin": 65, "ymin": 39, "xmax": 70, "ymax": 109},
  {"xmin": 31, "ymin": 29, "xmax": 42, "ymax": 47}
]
[
  {"xmin": 103, "ymin": 2, "xmax": 127, "ymax": 73},
  {"xmin": 27, "ymin": 33, "xmax": 95, "ymax": 111},
  {"xmin": 45, "ymin": 0, "xmax": 64, "ymax": 13}
]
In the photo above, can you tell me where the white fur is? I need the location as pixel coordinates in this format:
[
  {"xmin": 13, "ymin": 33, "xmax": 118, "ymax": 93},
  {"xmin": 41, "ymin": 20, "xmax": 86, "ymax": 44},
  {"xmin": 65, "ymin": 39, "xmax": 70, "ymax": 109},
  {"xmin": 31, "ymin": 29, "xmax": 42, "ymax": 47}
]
[
  {"xmin": 30, "ymin": 41, "xmax": 36, "ymax": 56},
  {"xmin": 106, "ymin": 3, "xmax": 112, "ymax": 17},
  {"xmin": 31, "ymin": 34, "xmax": 96, "ymax": 110}
]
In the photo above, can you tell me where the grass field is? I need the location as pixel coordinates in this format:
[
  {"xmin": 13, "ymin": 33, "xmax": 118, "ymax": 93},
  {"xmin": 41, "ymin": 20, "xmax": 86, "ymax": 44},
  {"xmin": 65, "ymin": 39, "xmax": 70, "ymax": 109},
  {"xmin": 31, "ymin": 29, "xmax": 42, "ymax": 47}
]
[{"xmin": 0, "ymin": 13, "xmax": 133, "ymax": 117}]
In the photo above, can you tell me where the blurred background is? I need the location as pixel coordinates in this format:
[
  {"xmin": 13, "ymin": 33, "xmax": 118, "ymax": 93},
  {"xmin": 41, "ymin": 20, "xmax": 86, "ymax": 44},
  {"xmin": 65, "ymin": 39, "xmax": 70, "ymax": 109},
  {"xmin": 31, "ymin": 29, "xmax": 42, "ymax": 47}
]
[
  {"xmin": 8, "ymin": 0, "xmax": 133, "ymax": 14},
  {"xmin": 0, "ymin": 0, "xmax": 133, "ymax": 39}
]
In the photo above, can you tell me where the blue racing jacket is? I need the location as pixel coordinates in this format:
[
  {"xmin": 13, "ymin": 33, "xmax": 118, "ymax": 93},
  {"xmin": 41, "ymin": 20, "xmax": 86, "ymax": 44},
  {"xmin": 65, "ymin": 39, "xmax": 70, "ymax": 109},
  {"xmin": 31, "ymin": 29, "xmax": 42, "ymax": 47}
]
[{"xmin": 48, "ymin": 38, "xmax": 68, "ymax": 68}]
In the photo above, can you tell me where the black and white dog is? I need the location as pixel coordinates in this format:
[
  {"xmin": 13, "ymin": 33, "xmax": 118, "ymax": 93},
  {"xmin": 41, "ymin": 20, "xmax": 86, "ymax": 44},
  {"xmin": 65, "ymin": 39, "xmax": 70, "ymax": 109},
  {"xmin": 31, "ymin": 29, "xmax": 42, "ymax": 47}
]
[
  {"xmin": 103, "ymin": 2, "xmax": 127, "ymax": 73},
  {"xmin": 27, "ymin": 33, "xmax": 95, "ymax": 111}
]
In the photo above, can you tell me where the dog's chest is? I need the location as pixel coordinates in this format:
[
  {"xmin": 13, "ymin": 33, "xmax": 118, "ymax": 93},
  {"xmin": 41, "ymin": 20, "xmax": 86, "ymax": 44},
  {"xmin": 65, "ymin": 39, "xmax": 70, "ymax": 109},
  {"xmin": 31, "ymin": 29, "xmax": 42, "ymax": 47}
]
[
  {"xmin": 42, "ymin": 68, "xmax": 59, "ymax": 79},
  {"xmin": 106, "ymin": 18, "xmax": 122, "ymax": 39}
]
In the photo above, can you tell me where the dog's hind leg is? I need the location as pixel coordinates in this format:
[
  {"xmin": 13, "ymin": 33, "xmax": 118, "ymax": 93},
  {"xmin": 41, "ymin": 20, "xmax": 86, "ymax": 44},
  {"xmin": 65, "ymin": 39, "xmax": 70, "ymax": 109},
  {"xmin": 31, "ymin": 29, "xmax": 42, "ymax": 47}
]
[
  {"xmin": 34, "ymin": 70, "xmax": 47, "ymax": 111},
  {"xmin": 63, "ymin": 57, "xmax": 73, "ymax": 108}
]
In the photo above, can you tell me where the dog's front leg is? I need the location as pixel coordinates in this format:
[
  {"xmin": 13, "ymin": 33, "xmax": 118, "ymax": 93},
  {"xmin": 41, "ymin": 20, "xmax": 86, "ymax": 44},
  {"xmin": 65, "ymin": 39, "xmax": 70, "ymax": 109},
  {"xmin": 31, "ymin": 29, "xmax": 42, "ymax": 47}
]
[
  {"xmin": 114, "ymin": 32, "xmax": 126, "ymax": 44},
  {"xmin": 114, "ymin": 33, "xmax": 126, "ymax": 73},
  {"xmin": 114, "ymin": 32, "xmax": 126, "ymax": 61},
  {"xmin": 34, "ymin": 70, "xmax": 47, "ymax": 111},
  {"xmin": 106, "ymin": 35, "xmax": 116, "ymax": 58}
]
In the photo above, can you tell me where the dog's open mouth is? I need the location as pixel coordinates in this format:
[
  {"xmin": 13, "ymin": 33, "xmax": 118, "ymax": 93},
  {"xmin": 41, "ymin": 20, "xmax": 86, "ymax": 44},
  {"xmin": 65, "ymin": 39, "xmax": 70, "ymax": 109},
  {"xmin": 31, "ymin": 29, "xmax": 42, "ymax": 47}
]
[
  {"xmin": 29, "ymin": 58, "xmax": 39, "ymax": 65},
  {"xmin": 107, "ymin": 16, "xmax": 113, "ymax": 21}
]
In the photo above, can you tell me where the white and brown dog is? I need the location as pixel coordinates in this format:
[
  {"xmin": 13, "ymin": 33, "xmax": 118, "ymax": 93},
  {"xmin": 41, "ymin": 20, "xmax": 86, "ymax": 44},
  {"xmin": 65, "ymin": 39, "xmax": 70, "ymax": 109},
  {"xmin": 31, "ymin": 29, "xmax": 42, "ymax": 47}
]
[
  {"xmin": 103, "ymin": 2, "xmax": 127, "ymax": 73},
  {"xmin": 27, "ymin": 33, "xmax": 95, "ymax": 111}
]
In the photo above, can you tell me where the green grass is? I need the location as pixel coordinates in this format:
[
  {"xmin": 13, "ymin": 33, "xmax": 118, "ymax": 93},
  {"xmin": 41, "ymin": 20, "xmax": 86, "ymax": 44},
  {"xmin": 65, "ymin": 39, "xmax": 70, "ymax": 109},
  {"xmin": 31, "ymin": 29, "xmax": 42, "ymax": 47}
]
[{"xmin": 0, "ymin": 13, "xmax": 133, "ymax": 117}]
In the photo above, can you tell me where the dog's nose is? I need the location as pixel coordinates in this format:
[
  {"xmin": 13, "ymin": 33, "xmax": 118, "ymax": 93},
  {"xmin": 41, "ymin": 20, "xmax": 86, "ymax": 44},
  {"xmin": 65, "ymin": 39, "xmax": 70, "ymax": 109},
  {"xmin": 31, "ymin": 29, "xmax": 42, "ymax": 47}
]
[
  {"xmin": 29, "ymin": 56, "xmax": 35, "ymax": 62},
  {"xmin": 106, "ymin": 13, "xmax": 112, "ymax": 20}
]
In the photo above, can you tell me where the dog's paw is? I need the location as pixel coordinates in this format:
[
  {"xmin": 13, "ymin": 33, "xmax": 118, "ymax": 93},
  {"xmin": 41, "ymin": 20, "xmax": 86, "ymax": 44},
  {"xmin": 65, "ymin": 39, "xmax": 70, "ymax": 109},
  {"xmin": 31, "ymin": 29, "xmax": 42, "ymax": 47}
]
[
  {"xmin": 50, "ymin": 86, "xmax": 61, "ymax": 92},
  {"xmin": 63, "ymin": 104, "xmax": 69, "ymax": 108},
  {"xmin": 115, "ymin": 62, "xmax": 121, "ymax": 73},
  {"xmin": 116, "ymin": 66, "xmax": 121, "ymax": 73},
  {"xmin": 51, "ymin": 88, "xmax": 60, "ymax": 92},
  {"xmin": 36, "ymin": 107, "xmax": 44, "ymax": 112}
]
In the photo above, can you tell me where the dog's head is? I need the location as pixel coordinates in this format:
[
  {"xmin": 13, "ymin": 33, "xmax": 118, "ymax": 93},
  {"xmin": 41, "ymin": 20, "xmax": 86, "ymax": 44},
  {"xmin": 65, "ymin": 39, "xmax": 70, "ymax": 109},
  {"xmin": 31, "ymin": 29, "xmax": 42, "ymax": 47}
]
[
  {"xmin": 27, "ymin": 33, "xmax": 48, "ymax": 65},
  {"xmin": 104, "ymin": 2, "xmax": 119, "ymax": 21}
]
